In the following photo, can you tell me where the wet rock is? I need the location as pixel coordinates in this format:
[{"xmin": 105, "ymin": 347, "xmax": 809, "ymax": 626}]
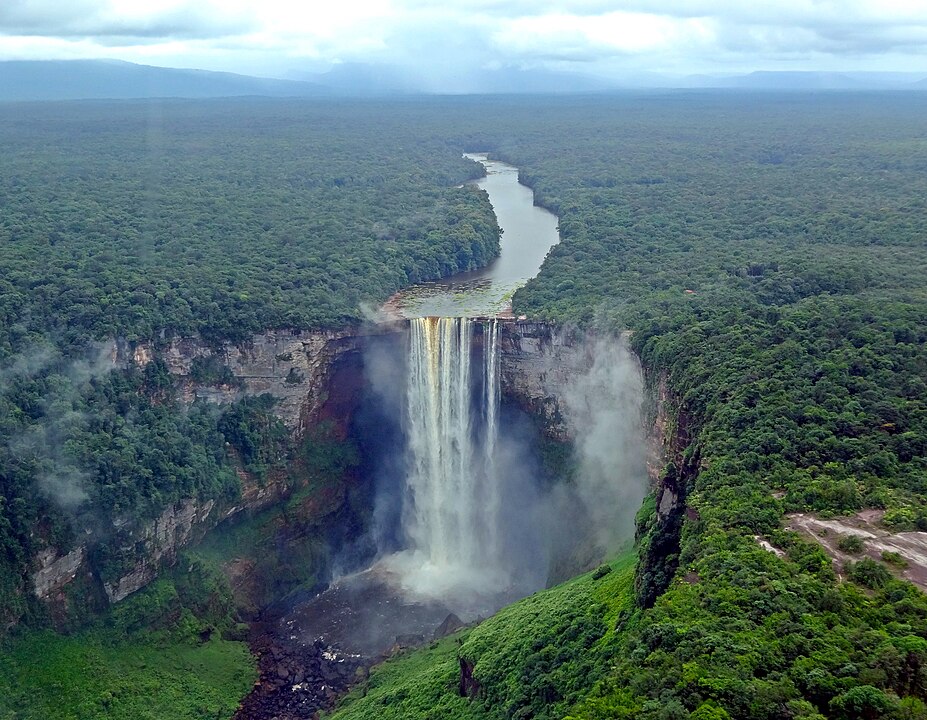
[
  {"xmin": 233, "ymin": 623, "xmax": 368, "ymax": 720},
  {"xmin": 459, "ymin": 657, "xmax": 481, "ymax": 699}
]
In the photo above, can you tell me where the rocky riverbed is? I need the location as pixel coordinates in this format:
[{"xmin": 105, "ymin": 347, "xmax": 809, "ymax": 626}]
[
  {"xmin": 234, "ymin": 567, "xmax": 472, "ymax": 719},
  {"xmin": 234, "ymin": 622, "xmax": 366, "ymax": 720}
]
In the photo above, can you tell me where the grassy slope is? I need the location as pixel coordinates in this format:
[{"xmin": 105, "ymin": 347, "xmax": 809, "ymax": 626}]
[
  {"xmin": 0, "ymin": 628, "xmax": 255, "ymax": 720},
  {"xmin": 328, "ymin": 551, "xmax": 636, "ymax": 720}
]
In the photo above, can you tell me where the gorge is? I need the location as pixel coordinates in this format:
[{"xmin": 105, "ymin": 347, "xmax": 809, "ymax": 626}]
[
  {"xmin": 266, "ymin": 157, "xmax": 649, "ymax": 679},
  {"xmin": 6, "ymin": 93, "xmax": 927, "ymax": 720},
  {"xmin": 14, "ymin": 150, "xmax": 650, "ymax": 720}
]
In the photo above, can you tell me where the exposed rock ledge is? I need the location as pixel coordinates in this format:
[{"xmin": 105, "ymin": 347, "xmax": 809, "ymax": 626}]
[
  {"xmin": 102, "ymin": 498, "xmax": 216, "ymax": 603},
  {"xmin": 126, "ymin": 328, "xmax": 368, "ymax": 432},
  {"xmin": 33, "ymin": 546, "xmax": 87, "ymax": 601}
]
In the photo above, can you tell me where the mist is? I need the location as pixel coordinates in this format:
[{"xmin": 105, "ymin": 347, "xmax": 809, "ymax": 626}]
[
  {"xmin": 1, "ymin": 341, "xmax": 116, "ymax": 512},
  {"xmin": 553, "ymin": 333, "xmax": 647, "ymax": 568},
  {"xmin": 360, "ymin": 322, "xmax": 647, "ymax": 617}
]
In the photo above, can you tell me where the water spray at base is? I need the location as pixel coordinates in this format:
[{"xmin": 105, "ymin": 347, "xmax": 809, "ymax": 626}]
[{"xmin": 391, "ymin": 316, "xmax": 509, "ymax": 599}]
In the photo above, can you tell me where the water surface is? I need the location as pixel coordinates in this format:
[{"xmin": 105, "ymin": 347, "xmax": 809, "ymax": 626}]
[{"xmin": 385, "ymin": 153, "xmax": 560, "ymax": 318}]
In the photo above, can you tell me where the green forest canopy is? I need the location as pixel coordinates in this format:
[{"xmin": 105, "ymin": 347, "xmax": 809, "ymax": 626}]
[{"xmin": 1, "ymin": 93, "xmax": 927, "ymax": 719}]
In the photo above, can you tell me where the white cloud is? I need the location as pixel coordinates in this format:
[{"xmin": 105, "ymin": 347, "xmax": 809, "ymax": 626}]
[
  {"xmin": 2, "ymin": 0, "xmax": 927, "ymax": 78},
  {"xmin": 492, "ymin": 10, "xmax": 713, "ymax": 60}
]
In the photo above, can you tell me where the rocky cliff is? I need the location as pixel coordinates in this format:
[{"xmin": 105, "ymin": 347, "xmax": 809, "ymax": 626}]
[
  {"xmin": 634, "ymin": 369, "xmax": 697, "ymax": 607},
  {"xmin": 498, "ymin": 321, "xmax": 590, "ymax": 441},
  {"xmin": 128, "ymin": 328, "xmax": 366, "ymax": 432},
  {"xmin": 34, "ymin": 319, "xmax": 662, "ymax": 622},
  {"xmin": 32, "ymin": 326, "xmax": 384, "ymax": 618}
]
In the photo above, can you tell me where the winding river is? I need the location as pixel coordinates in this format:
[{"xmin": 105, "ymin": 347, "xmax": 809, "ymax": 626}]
[
  {"xmin": 281, "ymin": 154, "xmax": 560, "ymax": 662},
  {"xmin": 385, "ymin": 153, "xmax": 561, "ymax": 318}
]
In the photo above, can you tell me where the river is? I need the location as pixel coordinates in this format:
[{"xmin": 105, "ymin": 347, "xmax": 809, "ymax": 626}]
[
  {"xmin": 251, "ymin": 155, "xmax": 561, "ymax": 707},
  {"xmin": 385, "ymin": 153, "xmax": 561, "ymax": 318}
]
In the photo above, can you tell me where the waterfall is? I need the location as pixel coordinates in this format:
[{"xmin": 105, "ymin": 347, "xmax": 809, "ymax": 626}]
[{"xmin": 403, "ymin": 317, "xmax": 502, "ymax": 582}]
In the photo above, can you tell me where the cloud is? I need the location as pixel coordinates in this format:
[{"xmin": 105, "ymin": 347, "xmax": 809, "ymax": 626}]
[
  {"xmin": 491, "ymin": 10, "xmax": 713, "ymax": 62},
  {"xmin": 2, "ymin": 0, "xmax": 927, "ymax": 78},
  {"xmin": 1, "ymin": 342, "xmax": 117, "ymax": 512},
  {"xmin": 0, "ymin": 0, "xmax": 256, "ymax": 40}
]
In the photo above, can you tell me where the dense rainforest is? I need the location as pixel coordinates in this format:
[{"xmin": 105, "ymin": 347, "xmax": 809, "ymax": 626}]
[
  {"xmin": 1, "ymin": 93, "xmax": 926, "ymax": 719},
  {"xmin": 0, "ymin": 99, "xmax": 500, "ymax": 630},
  {"xmin": 494, "ymin": 94, "xmax": 927, "ymax": 719}
]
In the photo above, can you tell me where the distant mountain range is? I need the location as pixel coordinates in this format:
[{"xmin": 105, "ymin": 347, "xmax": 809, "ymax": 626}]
[
  {"xmin": 0, "ymin": 60, "xmax": 328, "ymax": 101},
  {"xmin": 1, "ymin": 60, "xmax": 926, "ymax": 101}
]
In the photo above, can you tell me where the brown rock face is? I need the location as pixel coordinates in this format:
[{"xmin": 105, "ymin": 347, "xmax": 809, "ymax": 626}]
[
  {"xmin": 102, "ymin": 498, "xmax": 216, "ymax": 603},
  {"xmin": 459, "ymin": 657, "xmax": 481, "ymax": 699},
  {"xmin": 498, "ymin": 321, "xmax": 589, "ymax": 442},
  {"xmin": 129, "ymin": 328, "xmax": 365, "ymax": 432}
]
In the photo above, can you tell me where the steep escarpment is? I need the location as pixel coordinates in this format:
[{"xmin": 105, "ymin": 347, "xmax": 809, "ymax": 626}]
[
  {"xmin": 498, "ymin": 321, "xmax": 587, "ymax": 442},
  {"xmin": 28, "ymin": 326, "xmax": 381, "ymax": 626},
  {"xmin": 128, "ymin": 329, "xmax": 363, "ymax": 433},
  {"xmin": 33, "ymin": 319, "xmax": 625, "ymax": 626},
  {"xmin": 633, "ymin": 370, "xmax": 698, "ymax": 608}
]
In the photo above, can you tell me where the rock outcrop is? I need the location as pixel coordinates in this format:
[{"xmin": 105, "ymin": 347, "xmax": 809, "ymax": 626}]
[
  {"xmin": 128, "ymin": 328, "xmax": 365, "ymax": 431},
  {"xmin": 102, "ymin": 498, "xmax": 217, "ymax": 603},
  {"xmin": 498, "ymin": 321, "xmax": 589, "ymax": 441},
  {"xmin": 32, "ymin": 546, "xmax": 87, "ymax": 602}
]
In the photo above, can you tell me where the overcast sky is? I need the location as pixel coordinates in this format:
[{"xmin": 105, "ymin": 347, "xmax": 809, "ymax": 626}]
[{"xmin": 2, "ymin": 0, "xmax": 927, "ymax": 82}]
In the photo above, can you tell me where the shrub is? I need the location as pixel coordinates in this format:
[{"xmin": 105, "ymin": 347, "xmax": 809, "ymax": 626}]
[
  {"xmin": 836, "ymin": 534, "xmax": 866, "ymax": 554},
  {"xmin": 848, "ymin": 559, "xmax": 893, "ymax": 589},
  {"xmin": 592, "ymin": 564, "xmax": 612, "ymax": 580},
  {"xmin": 881, "ymin": 551, "xmax": 908, "ymax": 568}
]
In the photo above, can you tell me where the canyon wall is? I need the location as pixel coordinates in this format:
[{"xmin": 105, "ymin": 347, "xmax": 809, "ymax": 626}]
[
  {"xmin": 32, "ymin": 327, "xmax": 378, "ymax": 616},
  {"xmin": 634, "ymin": 368, "xmax": 698, "ymax": 607},
  {"xmin": 33, "ymin": 320, "xmax": 667, "ymax": 622},
  {"xmin": 498, "ymin": 321, "xmax": 588, "ymax": 441},
  {"xmin": 127, "ymin": 328, "xmax": 366, "ymax": 432}
]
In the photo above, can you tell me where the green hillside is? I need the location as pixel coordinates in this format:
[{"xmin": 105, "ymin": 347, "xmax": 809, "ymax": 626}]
[{"xmin": 329, "ymin": 552, "xmax": 637, "ymax": 720}]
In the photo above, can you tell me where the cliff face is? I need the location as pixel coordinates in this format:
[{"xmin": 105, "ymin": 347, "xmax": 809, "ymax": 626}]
[
  {"xmin": 634, "ymin": 369, "xmax": 697, "ymax": 608},
  {"xmin": 129, "ymin": 328, "xmax": 363, "ymax": 432},
  {"xmin": 33, "ymin": 327, "xmax": 374, "ymax": 619},
  {"xmin": 498, "ymin": 321, "xmax": 589, "ymax": 441},
  {"xmin": 32, "ymin": 546, "xmax": 87, "ymax": 603},
  {"xmin": 34, "ymin": 320, "xmax": 663, "ymax": 622},
  {"xmin": 102, "ymin": 498, "xmax": 216, "ymax": 603}
]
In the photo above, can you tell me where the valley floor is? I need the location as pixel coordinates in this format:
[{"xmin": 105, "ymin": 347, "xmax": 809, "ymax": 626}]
[{"xmin": 0, "ymin": 627, "xmax": 255, "ymax": 719}]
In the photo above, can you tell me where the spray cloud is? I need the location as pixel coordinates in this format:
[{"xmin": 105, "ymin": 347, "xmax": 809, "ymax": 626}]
[{"xmin": 364, "ymin": 320, "xmax": 647, "ymax": 617}]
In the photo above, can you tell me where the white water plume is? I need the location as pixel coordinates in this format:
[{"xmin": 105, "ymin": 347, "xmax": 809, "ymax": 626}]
[{"xmin": 397, "ymin": 316, "xmax": 505, "ymax": 595}]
